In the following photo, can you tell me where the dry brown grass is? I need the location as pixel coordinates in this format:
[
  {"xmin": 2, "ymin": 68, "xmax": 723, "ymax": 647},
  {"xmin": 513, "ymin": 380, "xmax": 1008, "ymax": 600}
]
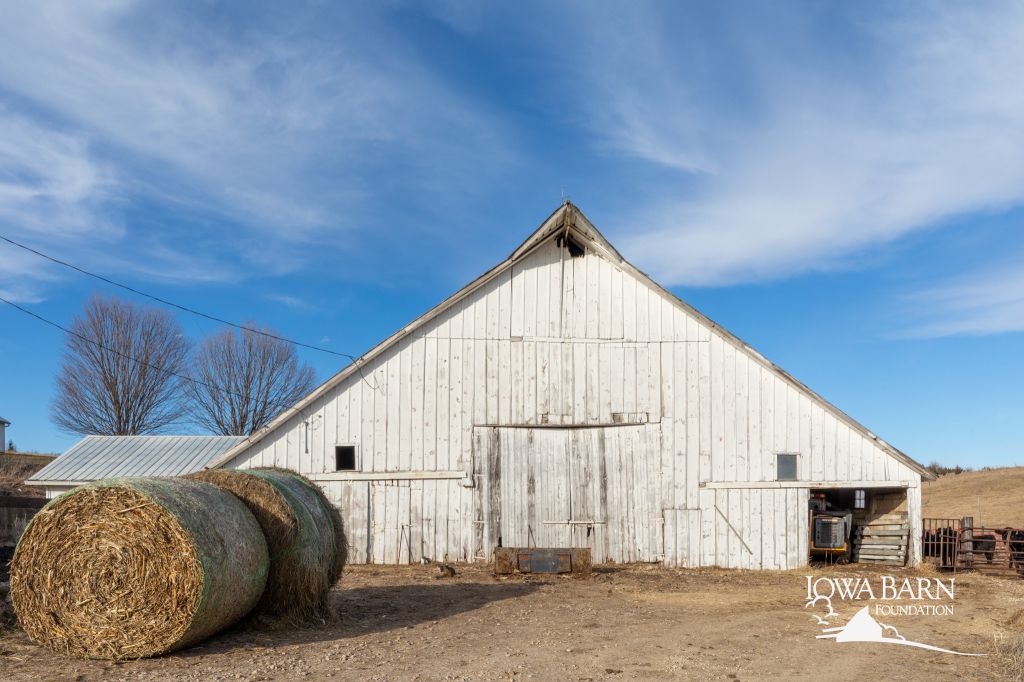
[
  {"xmin": 996, "ymin": 631, "xmax": 1024, "ymax": 682},
  {"xmin": 922, "ymin": 466, "xmax": 1024, "ymax": 527},
  {"xmin": 0, "ymin": 456, "xmax": 47, "ymax": 497},
  {"xmin": 9, "ymin": 478, "xmax": 268, "ymax": 660}
]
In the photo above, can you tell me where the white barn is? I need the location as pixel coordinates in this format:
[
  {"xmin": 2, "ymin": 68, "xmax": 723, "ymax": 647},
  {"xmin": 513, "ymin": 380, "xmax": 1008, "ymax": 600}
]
[{"xmin": 209, "ymin": 203, "xmax": 931, "ymax": 569}]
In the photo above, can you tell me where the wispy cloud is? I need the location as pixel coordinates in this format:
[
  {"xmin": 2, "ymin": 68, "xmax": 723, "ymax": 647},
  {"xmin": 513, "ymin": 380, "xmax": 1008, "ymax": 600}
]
[
  {"xmin": 265, "ymin": 293, "xmax": 315, "ymax": 312},
  {"xmin": 554, "ymin": 3, "xmax": 1024, "ymax": 288},
  {"xmin": 0, "ymin": 108, "xmax": 121, "ymax": 300},
  {"xmin": 0, "ymin": 1, "xmax": 507, "ymax": 297},
  {"xmin": 901, "ymin": 254, "xmax": 1024, "ymax": 337}
]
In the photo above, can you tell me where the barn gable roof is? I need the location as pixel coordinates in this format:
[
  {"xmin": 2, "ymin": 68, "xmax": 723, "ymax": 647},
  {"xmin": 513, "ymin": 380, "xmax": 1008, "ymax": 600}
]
[{"xmin": 209, "ymin": 202, "xmax": 931, "ymax": 479}]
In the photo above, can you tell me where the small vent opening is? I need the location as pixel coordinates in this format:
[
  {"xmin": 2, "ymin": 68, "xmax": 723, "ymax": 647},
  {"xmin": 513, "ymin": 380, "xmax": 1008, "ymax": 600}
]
[
  {"xmin": 556, "ymin": 234, "xmax": 586, "ymax": 258},
  {"xmin": 335, "ymin": 445, "xmax": 357, "ymax": 471}
]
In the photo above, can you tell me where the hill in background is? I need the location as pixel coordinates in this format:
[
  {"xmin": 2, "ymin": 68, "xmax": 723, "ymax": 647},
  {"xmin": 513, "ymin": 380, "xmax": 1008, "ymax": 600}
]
[
  {"xmin": 922, "ymin": 466, "xmax": 1024, "ymax": 528},
  {"xmin": 0, "ymin": 452, "xmax": 55, "ymax": 497}
]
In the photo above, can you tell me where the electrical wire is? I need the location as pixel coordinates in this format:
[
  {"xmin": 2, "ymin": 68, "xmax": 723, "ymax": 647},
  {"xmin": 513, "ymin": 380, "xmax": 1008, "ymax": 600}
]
[
  {"xmin": 0, "ymin": 293, "xmax": 250, "ymax": 402},
  {"xmin": 0, "ymin": 232, "xmax": 380, "ymax": 390},
  {"xmin": 0, "ymin": 233, "xmax": 357, "ymax": 360}
]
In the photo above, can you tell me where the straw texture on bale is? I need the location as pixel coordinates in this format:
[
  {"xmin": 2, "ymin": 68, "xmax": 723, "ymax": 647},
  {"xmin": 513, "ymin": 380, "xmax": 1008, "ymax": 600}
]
[
  {"xmin": 10, "ymin": 478, "xmax": 268, "ymax": 660},
  {"xmin": 186, "ymin": 468, "xmax": 343, "ymax": 621},
  {"xmin": 261, "ymin": 467, "xmax": 348, "ymax": 584}
]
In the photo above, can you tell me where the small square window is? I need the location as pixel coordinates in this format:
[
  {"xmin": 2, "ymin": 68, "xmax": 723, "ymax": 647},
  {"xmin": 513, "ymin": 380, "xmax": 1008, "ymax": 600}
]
[
  {"xmin": 854, "ymin": 489, "xmax": 866, "ymax": 509},
  {"xmin": 776, "ymin": 454, "xmax": 798, "ymax": 481},
  {"xmin": 335, "ymin": 445, "xmax": 357, "ymax": 471}
]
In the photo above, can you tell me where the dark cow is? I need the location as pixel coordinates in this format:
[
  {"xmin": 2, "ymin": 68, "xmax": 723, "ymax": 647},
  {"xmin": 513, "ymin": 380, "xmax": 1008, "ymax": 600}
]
[
  {"xmin": 1003, "ymin": 528, "xmax": 1024, "ymax": 568},
  {"xmin": 923, "ymin": 527, "xmax": 958, "ymax": 568},
  {"xmin": 968, "ymin": 532, "xmax": 997, "ymax": 565}
]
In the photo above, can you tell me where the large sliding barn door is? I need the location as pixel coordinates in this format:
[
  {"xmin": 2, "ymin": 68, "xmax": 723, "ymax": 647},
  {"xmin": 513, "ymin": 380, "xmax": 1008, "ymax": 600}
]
[{"xmin": 477, "ymin": 424, "xmax": 663, "ymax": 564}]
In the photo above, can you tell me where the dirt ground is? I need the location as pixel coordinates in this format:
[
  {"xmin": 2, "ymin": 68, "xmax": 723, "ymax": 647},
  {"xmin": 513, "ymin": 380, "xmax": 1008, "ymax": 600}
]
[{"xmin": 1, "ymin": 562, "xmax": 1022, "ymax": 681}]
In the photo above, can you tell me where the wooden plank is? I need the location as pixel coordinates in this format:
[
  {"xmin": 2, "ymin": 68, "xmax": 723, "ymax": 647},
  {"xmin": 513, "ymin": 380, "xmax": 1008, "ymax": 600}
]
[
  {"xmin": 698, "ymin": 340, "xmax": 712, "ymax": 487},
  {"xmin": 867, "ymin": 513, "xmax": 909, "ymax": 522},
  {"xmin": 755, "ymin": 368, "xmax": 772, "ymax": 482},
  {"xmin": 710, "ymin": 335, "xmax": 725, "ymax": 483},
  {"xmin": 700, "ymin": 485, "xmax": 716, "ymax": 565},
  {"xmin": 435, "ymin": 337, "xmax": 449, "ymax": 470},
  {"xmin": 586, "ymin": 252, "xmax": 600, "ymax": 339},
  {"xmin": 573, "ymin": 343, "xmax": 587, "ymax": 422},
  {"xmin": 734, "ymin": 349, "xmax": 747, "ymax": 482},
  {"xmin": 748, "ymin": 359, "xmax": 761, "ymax": 483},
  {"xmin": 411, "ymin": 338, "xmax": 425, "ymax": 472},
  {"xmin": 686, "ymin": 341, "xmax": 700, "ymax": 508},
  {"xmin": 810, "ymin": 403, "xmax": 824, "ymax": 480},
  {"xmin": 598, "ymin": 258, "xmax": 612, "ymax": 339},
  {"xmin": 774, "ymin": 488, "xmax": 787, "ymax": 569},
  {"xmin": 824, "ymin": 416, "xmax": 837, "ymax": 481},
  {"xmin": 309, "ymin": 471, "xmax": 468, "ymax": 482},
  {"xmin": 635, "ymin": 275, "xmax": 649, "ymax": 343},
  {"xmin": 702, "ymin": 481, "xmax": 912, "ymax": 489},
  {"xmin": 586, "ymin": 343, "xmax": 600, "ymax": 423},
  {"xmin": 499, "ymin": 340, "xmax": 512, "ymax": 424},
  {"xmin": 854, "ymin": 545, "xmax": 907, "ymax": 554},
  {"xmin": 686, "ymin": 508, "xmax": 701, "ymax": 568},
  {"xmin": 750, "ymin": 487, "xmax": 763, "ymax": 569},
  {"xmin": 856, "ymin": 541, "xmax": 909, "ymax": 548},
  {"xmin": 722, "ymin": 342, "xmax": 736, "ymax": 483},
  {"xmin": 672, "ymin": 343, "xmax": 686, "ymax": 510},
  {"xmin": 700, "ymin": 488, "xmax": 715, "ymax": 567},
  {"xmin": 610, "ymin": 264, "xmax": 623, "ymax": 340}
]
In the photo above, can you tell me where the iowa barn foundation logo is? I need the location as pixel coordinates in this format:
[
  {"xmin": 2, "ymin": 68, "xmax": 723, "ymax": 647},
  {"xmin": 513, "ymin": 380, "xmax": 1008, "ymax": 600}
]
[{"xmin": 804, "ymin": 576, "xmax": 983, "ymax": 656}]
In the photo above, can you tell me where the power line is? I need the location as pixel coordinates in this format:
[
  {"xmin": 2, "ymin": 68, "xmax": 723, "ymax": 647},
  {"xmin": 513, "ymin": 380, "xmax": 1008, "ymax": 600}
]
[
  {"xmin": 0, "ymin": 293, "xmax": 250, "ymax": 402},
  {"xmin": 0, "ymin": 232, "xmax": 381, "ymax": 391},
  {"xmin": 0, "ymin": 233, "xmax": 358, "ymax": 360}
]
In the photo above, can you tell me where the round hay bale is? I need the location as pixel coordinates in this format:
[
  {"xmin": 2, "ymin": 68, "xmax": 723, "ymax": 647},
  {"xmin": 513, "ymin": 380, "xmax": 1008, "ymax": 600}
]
[
  {"xmin": 186, "ymin": 468, "xmax": 341, "ymax": 621},
  {"xmin": 10, "ymin": 478, "xmax": 268, "ymax": 660},
  {"xmin": 257, "ymin": 467, "xmax": 347, "ymax": 584}
]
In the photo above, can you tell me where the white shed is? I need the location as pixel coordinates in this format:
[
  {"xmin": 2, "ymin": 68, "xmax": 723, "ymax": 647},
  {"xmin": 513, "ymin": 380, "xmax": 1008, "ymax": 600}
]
[
  {"xmin": 209, "ymin": 203, "xmax": 931, "ymax": 569},
  {"xmin": 0, "ymin": 416, "xmax": 8, "ymax": 453}
]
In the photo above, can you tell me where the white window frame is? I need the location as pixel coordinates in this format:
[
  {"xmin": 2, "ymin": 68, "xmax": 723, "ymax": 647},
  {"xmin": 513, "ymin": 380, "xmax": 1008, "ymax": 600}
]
[
  {"xmin": 776, "ymin": 453, "xmax": 799, "ymax": 481},
  {"xmin": 854, "ymin": 489, "xmax": 866, "ymax": 509}
]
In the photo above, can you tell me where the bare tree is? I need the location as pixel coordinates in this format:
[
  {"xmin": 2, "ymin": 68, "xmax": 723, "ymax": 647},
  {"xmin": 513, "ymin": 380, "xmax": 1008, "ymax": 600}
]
[
  {"xmin": 187, "ymin": 325, "xmax": 316, "ymax": 436},
  {"xmin": 52, "ymin": 295, "xmax": 190, "ymax": 435}
]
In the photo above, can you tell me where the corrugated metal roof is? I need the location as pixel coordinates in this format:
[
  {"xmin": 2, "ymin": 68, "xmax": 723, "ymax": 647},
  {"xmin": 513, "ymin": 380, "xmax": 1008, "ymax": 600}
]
[
  {"xmin": 0, "ymin": 415, "xmax": 9, "ymax": 425},
  {"xmin": 28, "ymin": 435, "xmax": 245, "ymax": 483}
]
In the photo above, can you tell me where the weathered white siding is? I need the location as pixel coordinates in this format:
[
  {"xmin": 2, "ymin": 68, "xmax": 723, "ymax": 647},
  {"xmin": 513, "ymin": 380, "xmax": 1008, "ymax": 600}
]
[{"xmin": 224, "ymin": 223, "xmax": 923, "ymax": 569}]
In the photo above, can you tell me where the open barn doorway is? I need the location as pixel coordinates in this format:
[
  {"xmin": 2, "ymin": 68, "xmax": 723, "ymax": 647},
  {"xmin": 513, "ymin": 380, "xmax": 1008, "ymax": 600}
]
[{"xmin": 809, "ymin": 487, "xmax": 910, "ymax": 566}]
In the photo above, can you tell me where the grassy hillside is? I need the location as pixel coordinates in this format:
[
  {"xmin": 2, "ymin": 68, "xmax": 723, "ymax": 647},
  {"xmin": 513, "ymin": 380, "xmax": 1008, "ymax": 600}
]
[
  {"xmin": 922, "ymin": 467, "xmax": 1024, "ymax": 528},
  {"xmin": 0, "ymin": 452, "xmax": 54, "ymax": 496}
]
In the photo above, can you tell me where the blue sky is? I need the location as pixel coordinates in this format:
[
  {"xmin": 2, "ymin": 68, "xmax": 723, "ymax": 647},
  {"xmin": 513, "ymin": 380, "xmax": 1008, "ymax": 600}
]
[{"xmin": 0, "ymin": 1, "xmax": 1021, "ymax": 466}]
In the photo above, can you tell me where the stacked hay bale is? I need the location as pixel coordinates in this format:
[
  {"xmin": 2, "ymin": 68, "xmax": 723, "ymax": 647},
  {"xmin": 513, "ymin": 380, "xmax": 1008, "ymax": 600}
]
[
  {"xmin": 10, "ymin": 478, "xmax": 269, "ymax": 660},
  {"xmin": 186, "ymin": 468, "xmax": 345, "ymax": 622}
]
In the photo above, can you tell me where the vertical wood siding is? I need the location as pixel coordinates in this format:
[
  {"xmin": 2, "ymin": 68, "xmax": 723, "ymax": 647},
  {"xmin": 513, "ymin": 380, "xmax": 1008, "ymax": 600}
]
[{"xmin": 227, "ymin": 238, "xmax": 922, "ymax": 568}]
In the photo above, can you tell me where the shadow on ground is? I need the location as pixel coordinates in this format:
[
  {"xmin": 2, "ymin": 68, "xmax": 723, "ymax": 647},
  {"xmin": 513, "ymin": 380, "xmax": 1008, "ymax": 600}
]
[{"xmin": 183, "ymin": 580, "xmax": 540, "ymax": 655}]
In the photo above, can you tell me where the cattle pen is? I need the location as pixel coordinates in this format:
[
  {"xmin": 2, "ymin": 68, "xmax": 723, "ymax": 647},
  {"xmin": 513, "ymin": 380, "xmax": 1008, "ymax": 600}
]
[{"xmin": 923, "ymin": 515, "xmax": 1024, "ymax": 577}]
